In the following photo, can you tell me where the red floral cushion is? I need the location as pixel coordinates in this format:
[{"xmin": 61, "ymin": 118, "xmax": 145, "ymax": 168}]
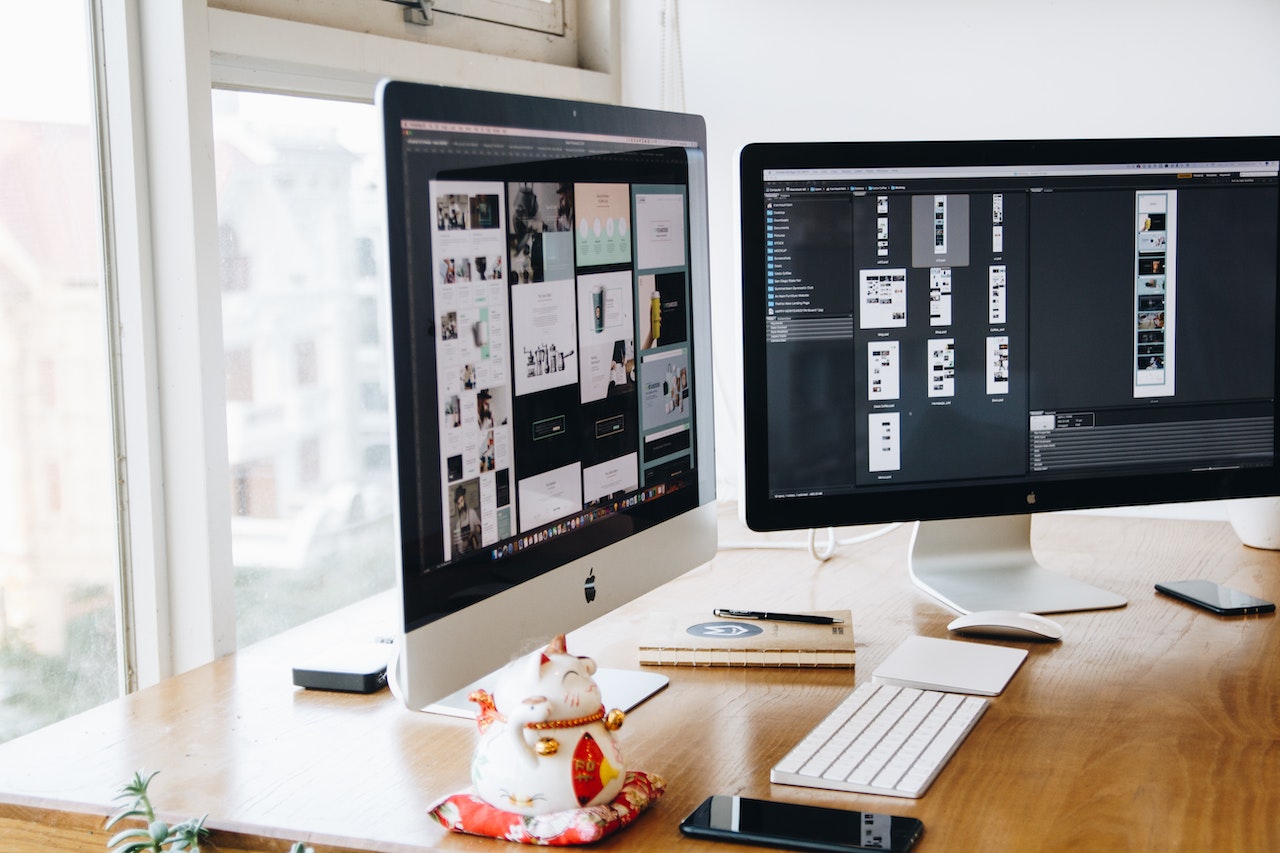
[{"xmin": 428, "ymin": 770, "xmax": 666, "ymax": 846}]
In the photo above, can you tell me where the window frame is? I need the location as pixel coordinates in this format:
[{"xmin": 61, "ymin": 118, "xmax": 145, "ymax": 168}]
[
  {"xmin": 97, "ymin": 0, "xmax": 620, "ymax": 689},
  {"xmin": 206, "ymin": 6, "xmax": 618, "ymax": 103},
  {"xmin": 433, "ymin": 0, "xmax": 567, "ymax": 36}
]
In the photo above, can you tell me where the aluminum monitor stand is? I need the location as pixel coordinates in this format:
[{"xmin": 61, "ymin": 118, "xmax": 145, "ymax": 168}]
[{"xmin": 908, "ymin": 515, "xmax": 1127, "ymax": 615}]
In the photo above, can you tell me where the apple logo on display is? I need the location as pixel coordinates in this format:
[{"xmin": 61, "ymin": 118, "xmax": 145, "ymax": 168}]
[{"xmin": 584, "ymin": 569, "xmax": 597, "ymax": 604}]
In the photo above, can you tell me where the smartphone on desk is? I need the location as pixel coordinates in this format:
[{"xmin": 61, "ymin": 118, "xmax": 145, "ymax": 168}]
[
  {"xmin": 680, "ymin": 795, "xmax": 924, "ymax": 853},
  {"xmin": 1155, "ymin": 580, "xmax": 1276, "ymax": 616}
]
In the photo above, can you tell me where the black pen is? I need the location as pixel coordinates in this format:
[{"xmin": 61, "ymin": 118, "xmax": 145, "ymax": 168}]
[{"xmin": 714, "ymin": 608, "xmax": 844, "ymax": 625}]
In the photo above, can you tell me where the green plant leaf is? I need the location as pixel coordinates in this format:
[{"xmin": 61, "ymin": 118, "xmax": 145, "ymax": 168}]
[
  {"xmin": 107, "ymin": 824, "xmax": 158, "ymax": 853},
  {"xmin": 107, "ymin": 768, "xmax": 160, "ymax": 830},
  {"xmin": 116, "ymin": 769, "xmax": 160, "ymax": 803},
  {"xmin": 106, "ymin": 826, "xmax": 152, "ymax": 848},
  {"xmin": 106, "ymin": 835, "xmax": 151, "ymax": 850},
  {"xmin": 163, "ymin": 813, "xmax": 208, "ymax": 851},
  {"xmin": 104, "ymin": 771, "xmax": 211, "ymax": 853},
  {"xmin": 149, "ymin": 820, "xmax": 173, "ymax": 845},
  {"xmin": 104, "ymin": 807, "xmax": 149, "ymax": 831}
]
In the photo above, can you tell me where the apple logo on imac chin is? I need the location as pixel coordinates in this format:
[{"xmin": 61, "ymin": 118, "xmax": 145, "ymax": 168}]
[{"xmin": 584, "ymin": 569, "xmax": 597, "ymax": 604}]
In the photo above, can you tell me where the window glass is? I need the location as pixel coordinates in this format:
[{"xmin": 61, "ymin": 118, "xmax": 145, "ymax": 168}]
[
  {"xmin": 0, "ymin": 0, "xmax": 121, "ymax": 744},
  {"xmin": 212, "ymin": 90, "xmax": 394, "ymax": 647}
]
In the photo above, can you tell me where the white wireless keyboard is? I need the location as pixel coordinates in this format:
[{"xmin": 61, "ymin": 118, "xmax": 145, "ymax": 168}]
[{"xmin": 771, "ymin": 681, "xmax": 988, "ymax": 799}]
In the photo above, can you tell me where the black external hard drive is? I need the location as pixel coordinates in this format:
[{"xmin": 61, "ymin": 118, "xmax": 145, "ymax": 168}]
[{"xmin": 292, "ymin": 642, "xmax": 391, "ymax": 694}]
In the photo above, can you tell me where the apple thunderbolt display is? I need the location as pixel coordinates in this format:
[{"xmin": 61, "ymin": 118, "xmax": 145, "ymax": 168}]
[
  {"xmin": 740, "ymin": 137, "xmax": 1280, "ymax": 614},
  {"xmin": 379, "ymin": 82, "xmax": 716, "ymax": 711}
]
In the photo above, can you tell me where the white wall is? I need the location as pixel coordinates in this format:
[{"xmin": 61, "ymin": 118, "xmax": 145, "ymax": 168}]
[{"xmin": 622, "ymin": 0, "xmax": 1280, "ymax": 510}]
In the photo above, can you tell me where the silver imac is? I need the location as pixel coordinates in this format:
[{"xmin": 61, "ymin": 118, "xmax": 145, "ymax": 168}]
[{"xmin": 378, "ymin": 81, "xmax": 717, "ymax": 711}]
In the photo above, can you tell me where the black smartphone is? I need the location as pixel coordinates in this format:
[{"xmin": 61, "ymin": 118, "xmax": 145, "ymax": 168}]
[
  {"xmin": 679, "ymin": 795, "xmax": 923, "ymax": 853},
  {"xmin": 1155, "ymin": 580, "xmax": 1276, "ymax": 616}
]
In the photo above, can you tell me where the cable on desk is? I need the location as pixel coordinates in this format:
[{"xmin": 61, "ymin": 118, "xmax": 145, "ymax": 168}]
[{"xmin": 719, "ymin": 523, "xmax": 903, "ymax": 562}]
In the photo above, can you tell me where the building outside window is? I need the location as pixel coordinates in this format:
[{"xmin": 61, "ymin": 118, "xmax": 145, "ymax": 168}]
[
  {"xmin": 0, "ymin": 0, "xmax": 121, "ymax": 745},
  {"xmin": 213, "ymin": 90, "xmax": 395, "ymax": 648}
]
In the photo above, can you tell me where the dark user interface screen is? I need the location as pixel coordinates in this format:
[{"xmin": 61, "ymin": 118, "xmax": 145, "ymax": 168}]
[{"xmin": 758, "ymin": 159, "xmax": 1280, "ymax": 499}]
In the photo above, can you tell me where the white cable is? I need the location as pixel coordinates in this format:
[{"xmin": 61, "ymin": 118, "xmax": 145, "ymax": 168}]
[
  {"xmin": 385, "ymin": 637, "xmax": 407, "ymax": 707},
  {"xmin": 660, "ymin": 0, "xmax": 686, "ymax": 112},
  {"xmin": 719, "ymin": 522, "xmax": 903, "ymax": 562},
  {"xmin": 807, "ymin": 527, "xmax": 836, "ymax": 561}
]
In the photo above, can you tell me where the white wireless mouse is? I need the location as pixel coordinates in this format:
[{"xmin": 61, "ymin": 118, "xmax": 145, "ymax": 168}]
[{"xmin": 947, "ymin": 609, "xmax": 1064, "ymax": 641}]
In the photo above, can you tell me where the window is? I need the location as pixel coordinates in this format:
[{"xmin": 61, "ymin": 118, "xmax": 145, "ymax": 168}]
[
  {"xmin": 357, "ymin": 295, "xmax": 380, "ymax": 345},
  {"xmin": 361, "ymin": 381, "xmax": 389, "ymax": 412},
  {"xmin": 0, "ymin": 0, "xmax": 621, "ymax": 737},
  {"xmin": 355, "ymin": 236, "xmax": 378, "ymax": 279},
  {"xmin": 219, "ymin": 224, "xmax": 251, "ymax": 291},
  {"xmin": 364, "ymin": 443, "xmax": 392, "ymax": 475},
  {"xmin": 209, "ymin": 0, "xmax": 573, "ymax": 66},
  {"xmin": 213, "ymin": 89, "xmax": 395, "ymax": 647},
  {"xmin": 432, "ymin": 0, "xmax": 566, "ymax": 35},
  {"xmin": 0, "ymin": 0, "xmax": 121, "ymax": 744},
  {"xmin": 225, "ymin": 348, "xmax": 255, "ymax": 402},
  {"xmin": 295, "ymin": 340, "xmax": 318, "ymax": 386},
  {"xmin": 299, "ymin": 436, "xmax": 322, "ymax": 484},
  {"xmin": 231, "ymin": 459, "xmax": 278, "ymax": 519}
]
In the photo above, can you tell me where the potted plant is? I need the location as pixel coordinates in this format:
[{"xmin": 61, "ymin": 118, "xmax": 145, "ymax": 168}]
[{"xmin": 106, "ymin": 770, "xmax": 312, "ymax": 853}]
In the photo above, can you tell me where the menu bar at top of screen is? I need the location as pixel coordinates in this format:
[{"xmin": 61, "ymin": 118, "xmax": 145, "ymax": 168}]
[
  {"xmin": 763, "ymin": 161, "xmax": 1280, "ymax": 182},
  {"xmin": 401, "ymin": 119, "xmax": 698, "ymax": 149}
]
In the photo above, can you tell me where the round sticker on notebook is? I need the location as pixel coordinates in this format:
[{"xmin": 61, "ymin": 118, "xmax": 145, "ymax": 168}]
[{"xmin": 686, "ymin": 621, "xmax": 764, "ymax": 639}]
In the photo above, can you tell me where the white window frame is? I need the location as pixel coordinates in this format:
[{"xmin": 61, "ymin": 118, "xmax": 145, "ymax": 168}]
[
  {"xmin": 97, "ymin": 0, "xmax": 619, "ymax": 688},
  {"xmin": 434, "ymin": 0, "xmax": 567, "ymax": 36},
  {"xmin": 207, "ymin": 5, "xmax": 618, "ymax": 102}
]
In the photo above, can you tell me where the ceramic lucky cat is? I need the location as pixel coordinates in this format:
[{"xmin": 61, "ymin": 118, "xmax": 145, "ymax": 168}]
[{"xmin": 469, "ymin": 635, "xmax": 626, "ymax": 815}]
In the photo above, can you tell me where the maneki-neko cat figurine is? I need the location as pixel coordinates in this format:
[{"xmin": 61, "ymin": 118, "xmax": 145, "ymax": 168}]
[{"xmin": 469, "ymin": 635, "xmax": 627, "ymax": 816}]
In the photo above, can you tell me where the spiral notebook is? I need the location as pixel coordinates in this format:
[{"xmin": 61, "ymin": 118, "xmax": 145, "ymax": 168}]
[{"xmin": 638, "ymin": 610, "xmax": 855, "ymax": 667}]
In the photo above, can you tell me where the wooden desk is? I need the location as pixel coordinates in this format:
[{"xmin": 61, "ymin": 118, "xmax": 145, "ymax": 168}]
[{"xmin": 2, "ymin": 510, "xmax": 1279, "ymax": 852}]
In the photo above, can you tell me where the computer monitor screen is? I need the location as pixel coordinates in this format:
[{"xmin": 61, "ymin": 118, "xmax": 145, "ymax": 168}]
[
  {"xmin": 379, "ymin": 81, "xmax": 716, "ymax": 711},
  {"xmin": 740, "ymin": 137, "xmax": 1280, "ymax": 614}
]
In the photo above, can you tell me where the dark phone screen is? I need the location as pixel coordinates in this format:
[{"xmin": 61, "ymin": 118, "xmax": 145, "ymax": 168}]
[
  {"xmin": 682, "ymin": 796, "xmax": 923, "ymax": 852},
  {"xmin": 1157, "ymin": 580, "xmax": 1276, "ymax": 614}
]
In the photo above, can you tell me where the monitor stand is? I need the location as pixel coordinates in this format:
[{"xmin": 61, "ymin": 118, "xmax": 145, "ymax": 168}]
[
  {"xmin": 908, "ymin": 515, "xmax": 1127, "ymax": 615},
  {"xmin": 422, "ymin": 667, "xmax": 669, "ymax": 720}
]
